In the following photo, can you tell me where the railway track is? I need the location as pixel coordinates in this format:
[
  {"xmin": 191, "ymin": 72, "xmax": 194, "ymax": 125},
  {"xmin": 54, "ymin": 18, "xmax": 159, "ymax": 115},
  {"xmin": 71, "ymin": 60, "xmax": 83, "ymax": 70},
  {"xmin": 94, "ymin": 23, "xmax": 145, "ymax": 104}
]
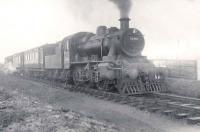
[{"xmin": 23, "ymin": 76, "xmax": 200, "ymax": 126}]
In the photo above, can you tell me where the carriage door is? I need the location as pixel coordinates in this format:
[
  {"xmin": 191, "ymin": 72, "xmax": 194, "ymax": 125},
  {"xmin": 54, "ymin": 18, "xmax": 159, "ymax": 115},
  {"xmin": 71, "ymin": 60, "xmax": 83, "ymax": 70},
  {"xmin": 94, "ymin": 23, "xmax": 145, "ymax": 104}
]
[{"xmin": 64, "ymin": 40, "xmax": 70, "ymax": 69}]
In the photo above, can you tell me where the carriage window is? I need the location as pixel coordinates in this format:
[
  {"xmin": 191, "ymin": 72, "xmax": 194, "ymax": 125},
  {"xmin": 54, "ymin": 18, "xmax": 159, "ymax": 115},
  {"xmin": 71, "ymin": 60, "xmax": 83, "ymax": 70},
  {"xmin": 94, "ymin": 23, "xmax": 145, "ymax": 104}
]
[
  {"xmin": 32, "ymin": 52, "xmax": 34, "ymax": 59},
  {"xmin": 34, "ymin": 52, "xmax": 36, "ymax": 59},
  {"xmin": 65, "ymin": 41, "xmax": 69, "ymax": 51}
]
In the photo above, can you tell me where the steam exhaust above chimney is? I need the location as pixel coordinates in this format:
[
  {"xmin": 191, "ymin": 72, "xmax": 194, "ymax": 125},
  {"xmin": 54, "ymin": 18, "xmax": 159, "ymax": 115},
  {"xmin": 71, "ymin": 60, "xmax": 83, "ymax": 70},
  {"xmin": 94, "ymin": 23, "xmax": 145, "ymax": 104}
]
[{"xmin": 119, "ymin": 18, "xmax": 130, "ymax": 30}]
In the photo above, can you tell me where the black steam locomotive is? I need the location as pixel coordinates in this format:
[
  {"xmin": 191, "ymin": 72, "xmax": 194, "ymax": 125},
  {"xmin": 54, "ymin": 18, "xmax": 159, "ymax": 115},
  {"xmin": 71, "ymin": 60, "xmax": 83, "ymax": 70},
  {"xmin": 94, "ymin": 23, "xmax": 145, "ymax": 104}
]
[{"xmin": 5, "ymin": 18, "xmax": 164, "ymax": 95}]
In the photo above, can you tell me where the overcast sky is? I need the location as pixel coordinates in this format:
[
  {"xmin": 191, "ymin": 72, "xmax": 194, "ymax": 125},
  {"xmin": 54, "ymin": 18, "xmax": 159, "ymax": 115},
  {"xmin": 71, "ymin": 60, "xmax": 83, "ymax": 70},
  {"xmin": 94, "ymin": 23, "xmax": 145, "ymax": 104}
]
[{"xmin": 0, "ymin": 0, "xmax": 200, "ymax": 62}]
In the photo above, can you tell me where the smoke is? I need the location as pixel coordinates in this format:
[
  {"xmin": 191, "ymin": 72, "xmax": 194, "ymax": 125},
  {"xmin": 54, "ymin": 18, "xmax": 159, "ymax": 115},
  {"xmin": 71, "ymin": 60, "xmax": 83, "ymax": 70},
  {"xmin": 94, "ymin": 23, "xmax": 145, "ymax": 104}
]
[
  {"xmin": 109, "ymin": 0, "xmax": 132, "ymax": 18},
  {"xmin": 1, "ymin": 63, "xmax": 16, "ymax": 74}
]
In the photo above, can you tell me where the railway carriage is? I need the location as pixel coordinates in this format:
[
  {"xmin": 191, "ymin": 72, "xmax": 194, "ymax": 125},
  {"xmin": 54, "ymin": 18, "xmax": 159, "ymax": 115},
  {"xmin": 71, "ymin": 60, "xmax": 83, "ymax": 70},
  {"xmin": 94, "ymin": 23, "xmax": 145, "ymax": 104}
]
[
  {"xmin": 22, "ymin": 46, "xmax": 45, "ymax": 77},
  {"xmin": 24, "ymin": 47, "xmax": 43, "ymax": 69},
  {"xmin": 12, "ymin": 52, "xmax": 24, "ymax": 73},
  {"xmin": 4, "ymin": 56, "xmax": 13, "ymax": 66}
]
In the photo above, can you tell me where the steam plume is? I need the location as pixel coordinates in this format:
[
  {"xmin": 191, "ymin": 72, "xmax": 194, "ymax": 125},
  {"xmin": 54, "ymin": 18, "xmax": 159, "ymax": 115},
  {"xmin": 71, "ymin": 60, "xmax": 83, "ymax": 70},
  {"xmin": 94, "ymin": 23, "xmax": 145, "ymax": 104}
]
[
  {"xmin": 1, "ymin": 63, "xmax": 16, "ymax": 74},
  {"xmin": 109, "ymin": 0, "xmax": 132, "ymax": 18}
]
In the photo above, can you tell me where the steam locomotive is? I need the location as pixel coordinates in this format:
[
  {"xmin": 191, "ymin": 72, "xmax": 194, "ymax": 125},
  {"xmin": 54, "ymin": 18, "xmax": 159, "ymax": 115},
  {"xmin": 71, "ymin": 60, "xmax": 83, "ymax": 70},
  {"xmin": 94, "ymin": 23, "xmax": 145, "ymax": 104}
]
[{"xmin": 4, "ymin": 18, "xmax": 164, "ymax": 95}]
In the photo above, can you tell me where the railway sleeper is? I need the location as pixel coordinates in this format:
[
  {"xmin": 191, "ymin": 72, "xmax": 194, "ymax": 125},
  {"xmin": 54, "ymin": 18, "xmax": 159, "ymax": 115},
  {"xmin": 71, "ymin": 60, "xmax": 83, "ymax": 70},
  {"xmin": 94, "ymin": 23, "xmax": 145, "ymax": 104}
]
[
  {"xmin": 161, "ymin": 109, "xmax": 177, "ymax": 116},
  {"xmin": 95, "ymin": 92, "xmax": 107, "ymax": 99},
  {"xmin": 165, "ymin": 102, "xmax": 200, "ymax": 112},
  {"xmin": 147, "ymin": 107, "xmax": 163, "ymax": 113},
  {"xmin": 174, "ymin": 112, "xmax": 190, "ymax": 119},
  {"xmin": 112, "ymin": 97, "xmax": 124, "ymax": 102},
  {"xmin": 104, "ymin": 94, "xmax": 118, "ymax": 101},
  {"xmin": 136, "ymin": 104, "xmax": 148, "ymax": 110},
  {"xmin": 187, "ymin": 116, "xmax": 200, "ymax": 125}
]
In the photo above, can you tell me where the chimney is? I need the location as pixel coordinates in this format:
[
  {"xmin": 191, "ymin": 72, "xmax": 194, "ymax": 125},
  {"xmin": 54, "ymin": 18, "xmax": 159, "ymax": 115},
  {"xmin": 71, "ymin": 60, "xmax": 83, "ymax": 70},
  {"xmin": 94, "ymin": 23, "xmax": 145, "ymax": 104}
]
[{"xmin": 119, "ymin": 18, "xmax": 130, "ymax": 30}]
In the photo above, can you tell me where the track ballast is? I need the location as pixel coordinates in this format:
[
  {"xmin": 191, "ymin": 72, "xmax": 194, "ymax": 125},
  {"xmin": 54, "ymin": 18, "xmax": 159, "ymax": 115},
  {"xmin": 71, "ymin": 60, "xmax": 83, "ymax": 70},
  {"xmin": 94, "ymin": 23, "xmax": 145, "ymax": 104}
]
[{"xmin": 24, "ymin": 76, "xmax": 200, "ymax": 126}]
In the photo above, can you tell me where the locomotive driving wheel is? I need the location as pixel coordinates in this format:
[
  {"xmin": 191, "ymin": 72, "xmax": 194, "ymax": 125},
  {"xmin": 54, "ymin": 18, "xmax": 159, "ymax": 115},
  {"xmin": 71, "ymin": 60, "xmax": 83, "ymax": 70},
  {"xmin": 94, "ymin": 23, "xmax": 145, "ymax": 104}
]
[{"xmin": 72, "ymin": 70, "xmax": 81, "ymax": 86}]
